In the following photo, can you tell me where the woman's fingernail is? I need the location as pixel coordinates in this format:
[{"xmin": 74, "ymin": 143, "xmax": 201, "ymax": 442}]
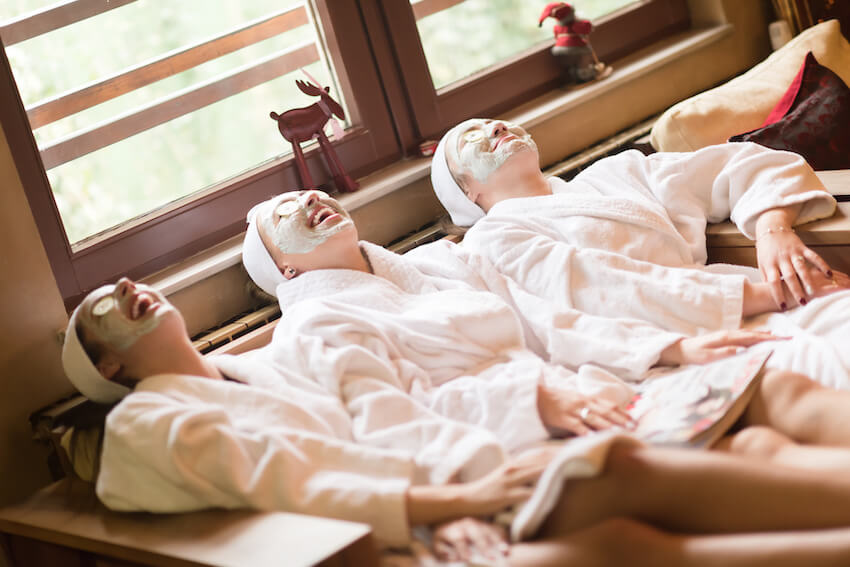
[
  {"xmin": 828, "ymin": 270, "xmax": 834, "ymax": 277},
  {"xmin": 800, "ymin": 298, "xmax": 807, "ymax": 306},
  {"xmin": 780, "ymin": 302, "xmax": 787, "ymax": 311}
]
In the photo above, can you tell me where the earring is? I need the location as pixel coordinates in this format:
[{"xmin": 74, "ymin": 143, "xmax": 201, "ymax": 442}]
[{"xmin": 284, "ymin": 266, "xmax": 297, "ymax": 280}]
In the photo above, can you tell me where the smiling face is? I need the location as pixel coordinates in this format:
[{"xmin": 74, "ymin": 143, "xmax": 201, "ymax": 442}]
[
  {"xmin": 256, "ymin": 190, "xmax": 360, "ymax": 274},
  {"xmin": 78, "ymin": 278, "xmax": 179, "ymax": 352},
  {"xmin": 260, "ymin": 190, "xmax": 353, "ymax": 256},
  {"xmin": 446, "ymin": 118, "xmax": 538, "ymax": 185}
]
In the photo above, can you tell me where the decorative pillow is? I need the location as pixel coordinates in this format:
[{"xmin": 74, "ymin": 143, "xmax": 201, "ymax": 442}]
[
  {"xmin": 650, "ymin": 19, "xmax": 850, "ymax": 152},
  {"xmin": 729, "ymin": 52, "xmax": 850, "ymax": 170}
]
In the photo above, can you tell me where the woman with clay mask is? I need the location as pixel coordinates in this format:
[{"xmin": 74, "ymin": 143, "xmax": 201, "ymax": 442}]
[
  {"xmin": 431, "ymin": 118, "xmax": 850, "ymax": 388},
  {"xmin": 239, "ymin": 190, "xmax": 850, "ymax": 477},
  {"xmin": 241, "ymin": 189, "xmax": 796, "ymax": 436},
  {"xmin": 59, "ymin": 277, "xmax": 850, "ymax": 566}
]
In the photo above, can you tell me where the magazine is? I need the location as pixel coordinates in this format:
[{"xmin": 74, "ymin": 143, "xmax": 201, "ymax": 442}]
[{"xmin": 627, "ymin": 350, "xmax": 772, "ymax": 448}]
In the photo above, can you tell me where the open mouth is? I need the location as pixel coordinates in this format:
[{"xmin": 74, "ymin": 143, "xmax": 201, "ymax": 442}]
[
  {"xmin": 492, "ymin": 134, "xmax": 517, "ymax": 152},
  {"xmin": 130, "ymin": 292, "xmax": 157, "ymax": 320},
  {"xmin": 308, "ymin": 205, "xmax": 340, "ymax": 228}
]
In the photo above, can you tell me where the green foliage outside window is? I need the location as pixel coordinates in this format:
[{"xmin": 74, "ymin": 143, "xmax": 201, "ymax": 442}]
[{"xmin": 3, "ymin": 0, "xmax": 634, "ymax": 244}]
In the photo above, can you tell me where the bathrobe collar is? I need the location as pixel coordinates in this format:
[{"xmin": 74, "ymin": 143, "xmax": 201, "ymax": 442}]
[{"xmin": 274, "ymin": 241, "xmax": 433, "ymax": 308}]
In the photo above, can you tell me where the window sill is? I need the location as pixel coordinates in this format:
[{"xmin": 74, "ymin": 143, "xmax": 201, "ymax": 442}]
[
  {"xmin": 508, "ymin": 24, "xmax": 734, "ymax": 127},
  {"xmin": 149, "ymin": 16, "xmax": 766, "ymax": 334},
  {"xmin": 147, "ymin": 156, "xmax": 435, "ymax": 297}
]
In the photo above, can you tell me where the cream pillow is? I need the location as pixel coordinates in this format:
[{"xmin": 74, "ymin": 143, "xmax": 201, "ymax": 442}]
[{"xmin": 650, "ymin": 20, "xmax": 850, "ymax": 152}]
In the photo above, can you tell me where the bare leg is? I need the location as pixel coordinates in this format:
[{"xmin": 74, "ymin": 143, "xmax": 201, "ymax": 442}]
[
  {"xmin": 715, "ymin": 426, "xmax": 850, "ymax": 471},
  {"xmin": 541, "ymin": 441, "xmax": 850, "ymax": 536},
  {"xmin": 512, "ymin": 519, "xmax": 850, "ymax": 567},
  {"xmin": 744, "ymin": 369, "xmax": 850, "ymax": 446}
]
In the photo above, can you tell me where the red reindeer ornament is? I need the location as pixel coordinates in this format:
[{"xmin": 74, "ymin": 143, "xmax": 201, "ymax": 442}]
[{"xmin": 270, "ymin": 79, "xmax": 359, "ymax": 193}]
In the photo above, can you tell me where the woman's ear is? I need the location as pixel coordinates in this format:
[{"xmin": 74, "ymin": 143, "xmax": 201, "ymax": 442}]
[
  {"xmin": 95, "ymin": 352, "xmax": 122, "ymax": 382},
  {"xmin": 461, "ymin": 178, "xmax": 482, "ymax": 205},
  {"xmin": 455, "ymin": 172, "xmax": 478, "ymax": 204}
]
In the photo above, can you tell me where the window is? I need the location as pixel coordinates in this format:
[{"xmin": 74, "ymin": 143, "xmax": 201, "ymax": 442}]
[
  {"xmin": 414, "ymin": 0, "xmax": 638, "ymax": 90},
  {"xmin": 0, "ymin": 0, "xmax": 687, "ymax": 307},
  {"xmin": 381, "ymin": 0, "xmax": 690, "ymax": 142},
  {"xmin": 5, "ymin": 1, "xmax": 351, "ymax": 244}
]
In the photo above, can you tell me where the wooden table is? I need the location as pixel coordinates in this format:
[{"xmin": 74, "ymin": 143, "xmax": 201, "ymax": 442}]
[
  {"xmin": 0, "ymin": 479, "xmax": 378, "ymax": 567},
  {"xmin": 707, "ymin": 171, "xmax": 850, "ymax": 273}
]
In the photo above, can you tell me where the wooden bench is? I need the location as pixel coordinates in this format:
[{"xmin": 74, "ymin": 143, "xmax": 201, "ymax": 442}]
[{"xmin": 0, "ymin": 478, "xmax": 378, "ymax": 567}]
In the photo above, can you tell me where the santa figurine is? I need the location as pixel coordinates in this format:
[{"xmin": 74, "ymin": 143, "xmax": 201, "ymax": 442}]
[{"xmin": 538, "ymin": 2, "xmax": 609, "ymax": 84}]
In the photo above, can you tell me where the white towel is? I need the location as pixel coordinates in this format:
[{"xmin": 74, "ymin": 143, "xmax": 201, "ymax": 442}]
[
  {"xmin": 431, "ymin": 127, "xmax": 485, "ymax": 227},
  {"xmin": 62, "ymin": 306, "xmax": 131, "ymax": 403},
  {"xmin": 242, "ymin": 198, "xmax": 286, "ymax": 296}
]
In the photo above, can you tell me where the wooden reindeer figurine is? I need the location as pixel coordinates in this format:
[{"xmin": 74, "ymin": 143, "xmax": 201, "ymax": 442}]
[{"xmin": 270, "ymin": 79, "xmax": 359, "ymax": 193}]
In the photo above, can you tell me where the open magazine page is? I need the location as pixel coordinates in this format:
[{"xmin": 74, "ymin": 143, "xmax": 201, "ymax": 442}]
[{"xmin": 628, "ymin": 350, "xmax": 773, "ymax": 448}]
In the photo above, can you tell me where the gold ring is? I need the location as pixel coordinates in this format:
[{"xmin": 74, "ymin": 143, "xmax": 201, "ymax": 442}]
[
  {"xmin": 579, "ymin": 407, "xmax": 591, "ymax": 422},
  {"xmin": 794, "ymin": 255, "xmax": 805, "ymax": 263}
]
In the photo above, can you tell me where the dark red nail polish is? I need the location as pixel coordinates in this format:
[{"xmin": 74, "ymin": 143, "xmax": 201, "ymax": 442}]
[
  {"xmin": 780, "ymin": 302, "xmax": 787, "ymax": 311},
  {"xmin": 800, "ymin": 298, "xmax": 807, "ymax": 306},
  {"xmin": 827, "ymin": 270, "xmax": 834, "ymax": 277}
]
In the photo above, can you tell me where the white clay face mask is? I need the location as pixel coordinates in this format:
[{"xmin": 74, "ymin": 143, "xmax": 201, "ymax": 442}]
[
  {"xmin": 448, "ymin": 119, "xmax": 537, "ymax": 184},
  {"xmin": 260, "ymin": 191, "xmax": 352, "ymax": 256},
  {"xmin": 86, "ymin": 283, "xmax": 174, "ymax": 351}
]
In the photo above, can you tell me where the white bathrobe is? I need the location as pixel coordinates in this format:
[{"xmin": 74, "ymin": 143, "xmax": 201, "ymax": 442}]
[
  {"xmin": 96, "ymin": 365, "xmax": 517, "ymax": 547},
  {"xmin": 270, "ymin": 242, "xmax": 637, "ymax": 445},
  {"xmin": 96, "ymin": 241, "xmax": 647, "ymax": 548},
  {"xmin": 96, "ymin": 348, "xmax": 641, "ymax": 547},
  {"xmin": 462, "ymin": 142, "xmax": 850, "ymax": 387}
]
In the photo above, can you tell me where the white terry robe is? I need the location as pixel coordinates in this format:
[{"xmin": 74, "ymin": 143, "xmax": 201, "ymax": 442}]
[
  {"xmin": 96, "ymin": 353, "xmax": 513, "ymax": 547},
  {"xmin": 462, "ymin": 142, "xmax": 850, "ymax": 387},
  {"xmin": 270, "ymin": 242, "xmax": 637, "ymax": 448},
  {"xmin": 96, "ymin": 353, "xmax": 643, "ymax": 547}
]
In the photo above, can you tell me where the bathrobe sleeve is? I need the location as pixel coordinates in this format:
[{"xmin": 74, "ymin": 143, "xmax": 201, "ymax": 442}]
[
  {"xmin": 466, "ymin": 222, "xmax": 745, "ymax": 336},
  {"xmin": 97, "ymin": 385, "xmax": 417, "ymax": 547},
  {"xmin": 522, "ymin": 298, "xmax": 683, "ymax": 380},
  {"xmin": 644, "ymin": 142, "xmax": 836, "ymax": 245},
  {"xmin": 463, "ymin": 223, "xmax": 744, "ymax": 379}
]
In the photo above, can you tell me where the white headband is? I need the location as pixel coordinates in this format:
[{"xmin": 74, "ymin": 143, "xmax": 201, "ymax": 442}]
[
  {"xmin": 431, "ymin": 126, "xmax": 486, "ymax": 227},
  {"xmin": 61, "ymin": 306, "xmax": 131, "ymax": 404},
  {"xmin": 242, "ymin": 197, "xmax": 286, "ymax": 297}
]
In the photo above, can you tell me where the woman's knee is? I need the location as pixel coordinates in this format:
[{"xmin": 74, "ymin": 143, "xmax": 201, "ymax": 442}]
[
  {"xmin": 716, "ymin": 426, "xmax": 794, "ymax": 459},
  {"xmin": 758, "ymin": 369, "xmax": 820, "ymax": 407}
]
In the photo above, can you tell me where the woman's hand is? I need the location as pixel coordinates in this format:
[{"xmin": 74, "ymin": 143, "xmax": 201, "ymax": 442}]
[
  {"xmin": 455, "ymin": 451, "xmax": 549, "ymax": 517},
  {"xmin": 432, "ymin": 517, "xmax": 510, "ymax": 564},
  {"xmin": 804, "ymin": 268, "xmax": 850, "ymax": 300},
  {"xmin": 406, "ymin": 451, "xmax": 548, "ymax": 525},
  {"xmin": 537, "ymin": 383, "xmax": 634, "ymax": 436},
  {"xmin": 755, "ymin": 206, "xmax": 833, "ymax": 309},
  {"xmin": 658, "ymin": 330, "xmax": 783, "ymax": 367}
]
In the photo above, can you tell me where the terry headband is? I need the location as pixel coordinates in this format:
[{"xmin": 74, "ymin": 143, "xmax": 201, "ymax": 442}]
[
  {"xmin": 242, "ymin": 197, "xmax": 287, "ymax": 297},
  {"xmin": 431, "ymin": 124, "xmax": 486, "ymax": 227},
  {"xmin": 62, "ymin": 306, "xmax": 131, "ymax": 404}
]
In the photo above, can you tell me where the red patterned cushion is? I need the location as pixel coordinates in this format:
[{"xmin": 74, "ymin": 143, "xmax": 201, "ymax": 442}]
[{"xmin": 729, "ymin": 52, "xmax": 850, "ymax": 170}]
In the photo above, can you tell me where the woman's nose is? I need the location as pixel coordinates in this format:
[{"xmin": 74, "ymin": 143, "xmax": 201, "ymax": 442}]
[
  {"xmin": 300, "ymin": 191, "xmax": 319, "ymax": 208},
  {"xmin": 489, "ymin": 122, "xmax": 507, "ymax": 137},
  {"xmin": 115, "ymin": 277, "xmax": 135, "ymax": 298}
]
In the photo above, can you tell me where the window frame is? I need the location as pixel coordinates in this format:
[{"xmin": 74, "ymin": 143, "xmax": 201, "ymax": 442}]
[
  {"xmin": 376, "ymin": 0, "xmax": 690, "ymax": 144},
  {"xmin": 0, "ymin": 0, "xmax": 400, "ymax": 308},
  {"xmin": 1, "ymin": 0, "xmax": 690, "ymax": 309}
]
